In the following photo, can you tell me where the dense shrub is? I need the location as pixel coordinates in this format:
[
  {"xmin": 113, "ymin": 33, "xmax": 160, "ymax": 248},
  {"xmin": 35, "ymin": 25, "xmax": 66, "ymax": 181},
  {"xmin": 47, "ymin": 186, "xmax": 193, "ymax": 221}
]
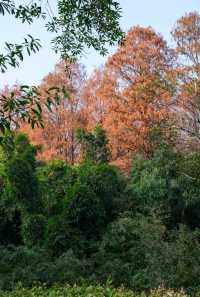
[
  {"xmin": 21, "ymin": 214, "xmax": 47, "ymax": 247},
  {"xmin": 45, "ymin": 162, "xmax": 126, "ymax": 256},
  {"xmin": 37, "ymin": 160, "xmax": 75, "ymax": 216},
  {"xmin": 6, "ymin": 134, "xmax": 40, "ymax": 213},
  {"xmin": 0, "ymin": 246, "xmax": 92, "ymax": 290}
]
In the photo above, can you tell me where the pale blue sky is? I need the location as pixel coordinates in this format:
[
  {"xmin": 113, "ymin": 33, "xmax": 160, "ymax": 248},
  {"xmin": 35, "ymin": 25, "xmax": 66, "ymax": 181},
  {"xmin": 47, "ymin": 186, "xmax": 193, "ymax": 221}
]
[{"xmin": 0, "ymin": 0, "xmax": 199, "ymax": 88}]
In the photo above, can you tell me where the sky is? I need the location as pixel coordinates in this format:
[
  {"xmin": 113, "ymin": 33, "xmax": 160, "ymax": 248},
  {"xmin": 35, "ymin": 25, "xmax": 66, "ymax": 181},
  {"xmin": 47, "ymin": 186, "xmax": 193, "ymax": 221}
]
[{"xmin": 0, "ymin": 0, "xmax": 199, "ymax": 88}]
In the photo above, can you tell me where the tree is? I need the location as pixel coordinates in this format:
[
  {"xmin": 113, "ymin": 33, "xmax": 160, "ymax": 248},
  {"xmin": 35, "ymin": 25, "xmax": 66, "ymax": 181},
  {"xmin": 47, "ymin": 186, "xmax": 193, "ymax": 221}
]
[
  {"xmin": 37, "ymin": 160, "xmax": 75, "ymax": 217},
  {"xmin": 21, "ymin": 214, "xmax": 46, "ymax": 247},
  {"xmin": 0, "ymin": 1, "xmax": 51, "ymax": 131},
  {"xmin": 129, "ymin": 144, "xmax": 182, "ymax": 228},
  {"xmin": 5, "ymin": 133, "xmax": 41, "ymax": 213},
  {"xmin": 81, "ymin": 68, "xmax": 109, "ymax": 128},
  {"xmin": 172, "ymin": 11, "xmax": 200, "ymax": 73},
  {"xmin": 77, "ymin": 125, "xmax": 111, "ymax": 164},
  {"xmin": 20, "ymin": 61, "xmax": 87, "ymax": 164},
  {"xmin": 45, "ymin": 162, "xmax": 125, "ymax": 256},
  {"xmin": 172, "ymin": 12, "xmax": 200, "ymax": 149},
  {"xmin": 0, "ymin": 132, "xmax": 41, "ymax": 246},
  {"xmin": 97, "ymin": 215, "xmax": 167, "ymax": 290},
  {"xmin": 84, "ymin": 26, "xmax": 175, "ymax": 169}
]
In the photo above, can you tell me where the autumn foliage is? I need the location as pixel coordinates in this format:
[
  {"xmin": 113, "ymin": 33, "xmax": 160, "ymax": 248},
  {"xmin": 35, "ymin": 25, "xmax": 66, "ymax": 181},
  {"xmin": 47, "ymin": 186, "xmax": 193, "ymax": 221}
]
[
  {"xmin": 21, "ymin": 61, "xmax": 87, "ymax": 164},
  {"xmin": 171, "ymin": 12, "xmax": 200, "ymax": 151},
  {"xmin": 81, "ymin": 27, "xmax": 176, "ymax": 169},
  {"xmin": 18, "ymin": 11, "xmax": 200, "ymax": 169}
]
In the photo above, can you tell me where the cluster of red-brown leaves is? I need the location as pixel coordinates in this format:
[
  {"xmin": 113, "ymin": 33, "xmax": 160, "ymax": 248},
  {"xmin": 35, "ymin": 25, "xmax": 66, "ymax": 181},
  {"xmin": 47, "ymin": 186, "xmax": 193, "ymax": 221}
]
[
  {"xmin": 21, "ymin": 61, "xmax": 87, "ymax": 164},
  {"xmin": 16, "ymin": 11, "xmax": 200, "ymax": 170}
]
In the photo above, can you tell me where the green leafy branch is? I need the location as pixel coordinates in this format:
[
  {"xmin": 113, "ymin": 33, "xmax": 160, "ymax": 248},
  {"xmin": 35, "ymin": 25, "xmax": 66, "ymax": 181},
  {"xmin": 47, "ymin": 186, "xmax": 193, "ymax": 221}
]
[
  {"xmin": 0, "ymin": 36, "xmax": 41, "ymax": 72},
  {"xmin": 0, "ymin": 85, "xmax": 64, "ymax": 133}
]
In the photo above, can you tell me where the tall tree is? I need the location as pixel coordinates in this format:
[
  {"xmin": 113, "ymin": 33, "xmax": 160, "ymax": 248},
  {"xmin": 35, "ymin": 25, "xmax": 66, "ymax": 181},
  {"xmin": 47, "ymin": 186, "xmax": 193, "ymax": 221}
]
[
  {"xmin": 21, "ymin": 61, "xmax": 86, "ymax": 164},
  {"xmin": 82, "ymin": 68, "xmax": 108, "ymax": 128},
  {"xmin": 83, "ymin": 27, "xmax": 175, "ymax": 169},
  {"xmin": 172, "ymin": 12, "xmax": 200, "ymax": 149},
  {"xmin": 77, "ymin": 125, "xmax": 111, "ymax": 164}
]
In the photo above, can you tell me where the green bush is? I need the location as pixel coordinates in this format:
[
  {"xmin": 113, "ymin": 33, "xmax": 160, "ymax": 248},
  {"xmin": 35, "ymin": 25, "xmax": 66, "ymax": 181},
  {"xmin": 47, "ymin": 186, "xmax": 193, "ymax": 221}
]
[
  {"xmin": 21, "ymin": 214, "xmax": 47, "ymax": 247},
  {"xmin": 37, "ymin": 160, "xmax": 75, "ymax": 217},
  {"xmin": 95, "ymin": 215, "xmax": 166, "ymax": 290},
  {"xmin": 45, "ymin": 162, "xmax": 126, "ymax": 256},
  {"xmin": 0, "ymin": 246, "xmax": 91, "ymax": 290},
  {"xmin": 77, "ymin": 125, "xmax": 111, "ymax": 164},
  {"xmin": 5, "ymin": 133, "xmax": 41, "ymax": 213},
  {"xmin": 0, "ymin": 246, "xmax": 48, "ymax": 290}
]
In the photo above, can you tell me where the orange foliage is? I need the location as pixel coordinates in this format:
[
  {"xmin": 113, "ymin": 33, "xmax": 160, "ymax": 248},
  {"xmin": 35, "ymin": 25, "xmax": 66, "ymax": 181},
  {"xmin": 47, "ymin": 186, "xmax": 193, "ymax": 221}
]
[
  {"xmin": 21, "ymin": 61, "xmax": 87, "ymax": 164},
  {"xmin": 172, "ymin": 11, "xmax": 200, "ymax": 73},
  {"xmin": 82, "ymin": 68, "xmax": 108, "ymax": 128},
  {"xmin": 19, "ymin": 14, "xmax": 200, "ymax": 169},
  {"xmin": 172, "ymin": 12, "xmax": 200, "ymax": 149},
  {"xmin": 83, "ymin": 27, "xmax": 175, "ymax": 169}
]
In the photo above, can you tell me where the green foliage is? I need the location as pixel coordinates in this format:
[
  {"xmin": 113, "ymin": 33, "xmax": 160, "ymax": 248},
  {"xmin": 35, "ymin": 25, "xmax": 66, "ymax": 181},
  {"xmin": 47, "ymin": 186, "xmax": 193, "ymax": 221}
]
[
  {"xmin": 160, "ymin": 226, "xmax": 200, "ymax": 290},
  {"xmin": 0, "ymin": 246, "xmax": 92, "ymax": 290},
  {"xmin": 1, "ymin": 133, "xmax": 200, "ymax": 291},
  {"xmin": 48, "ymin": 0, "xmax": 123, "ymax": 58},
  {"xmin": 0, "ymin": 133, "xmax": 41, "ymax": 246},
  {"xmin": 37, "ymin": 160, "xmax": 75, "ymax": 216},
  {"xmin": 5, "ymin": 134, "xmax": 40, "ymax": 213},
  {"xmin": 176, "ymin": 152, "xmax": 200, "ymax": 229},
  {"xmin": 0, "ymin": 284, "xmax": 136, "ymax": 297},
  {"xmin": 0, "ymin": 208, "xmax": 21, "ymax": 246},
  {"xmin": 96, "ymin": 215, "xmax": 166, "ymax": 290},
  {"xmin": 128, "ymin": 144, "xmax": 200, "ymax": 231},
  {"xmin": 95, "ymin": 216, "xmax": 200, "ymax": 292},
  {"xmin": 0, "ymin": 0, "xmax": 43, "ymax": 72},
  {"xmin": 0, "ymin": 246, "xmax": 47, "ymax": 290},
  {"xmin": 77, "ymin": 125, "xmax": 111, "ymax": 164},
  {"xmin": 130, "ymin": 154, "xmax": 167, "ymax": 212},
  {"xmin": 21, "ymin": 214, "xmax": 46, "ymax": 247},
  {"xmin": 0, "ymin": 85, "xmax": 64, "ymax": 133},
  {"xmin": 69, "ymin": 163, "xmax": 125, "ymax": 220},
  {"xmin": 45, "ymin": 162, "xmax": 126, "ymax": 256},
  {"xmin": 0, "ymin": 36, "xmax": 41, "ymax": 73},
  {"xmin": 0, "ymin": 0, "xmax": 122, "ymax": 72}
]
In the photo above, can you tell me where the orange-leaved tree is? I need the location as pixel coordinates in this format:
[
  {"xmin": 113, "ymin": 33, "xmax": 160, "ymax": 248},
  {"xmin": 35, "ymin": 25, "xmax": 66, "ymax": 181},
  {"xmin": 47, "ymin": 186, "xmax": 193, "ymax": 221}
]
[
  {"xmin": 172, "ymin": 11, "xmax": 200, "ymax": 150},
  {"xmin": 21, "ymin": 61, "xmax": 87, "ymax": 164},
  {"xmin": 82, "ymin": 68, "xmax": 109, "ymax": 128},
  {"xmin": 83, "ymin": 26, "xmax": 176, "ymax": 169}
]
